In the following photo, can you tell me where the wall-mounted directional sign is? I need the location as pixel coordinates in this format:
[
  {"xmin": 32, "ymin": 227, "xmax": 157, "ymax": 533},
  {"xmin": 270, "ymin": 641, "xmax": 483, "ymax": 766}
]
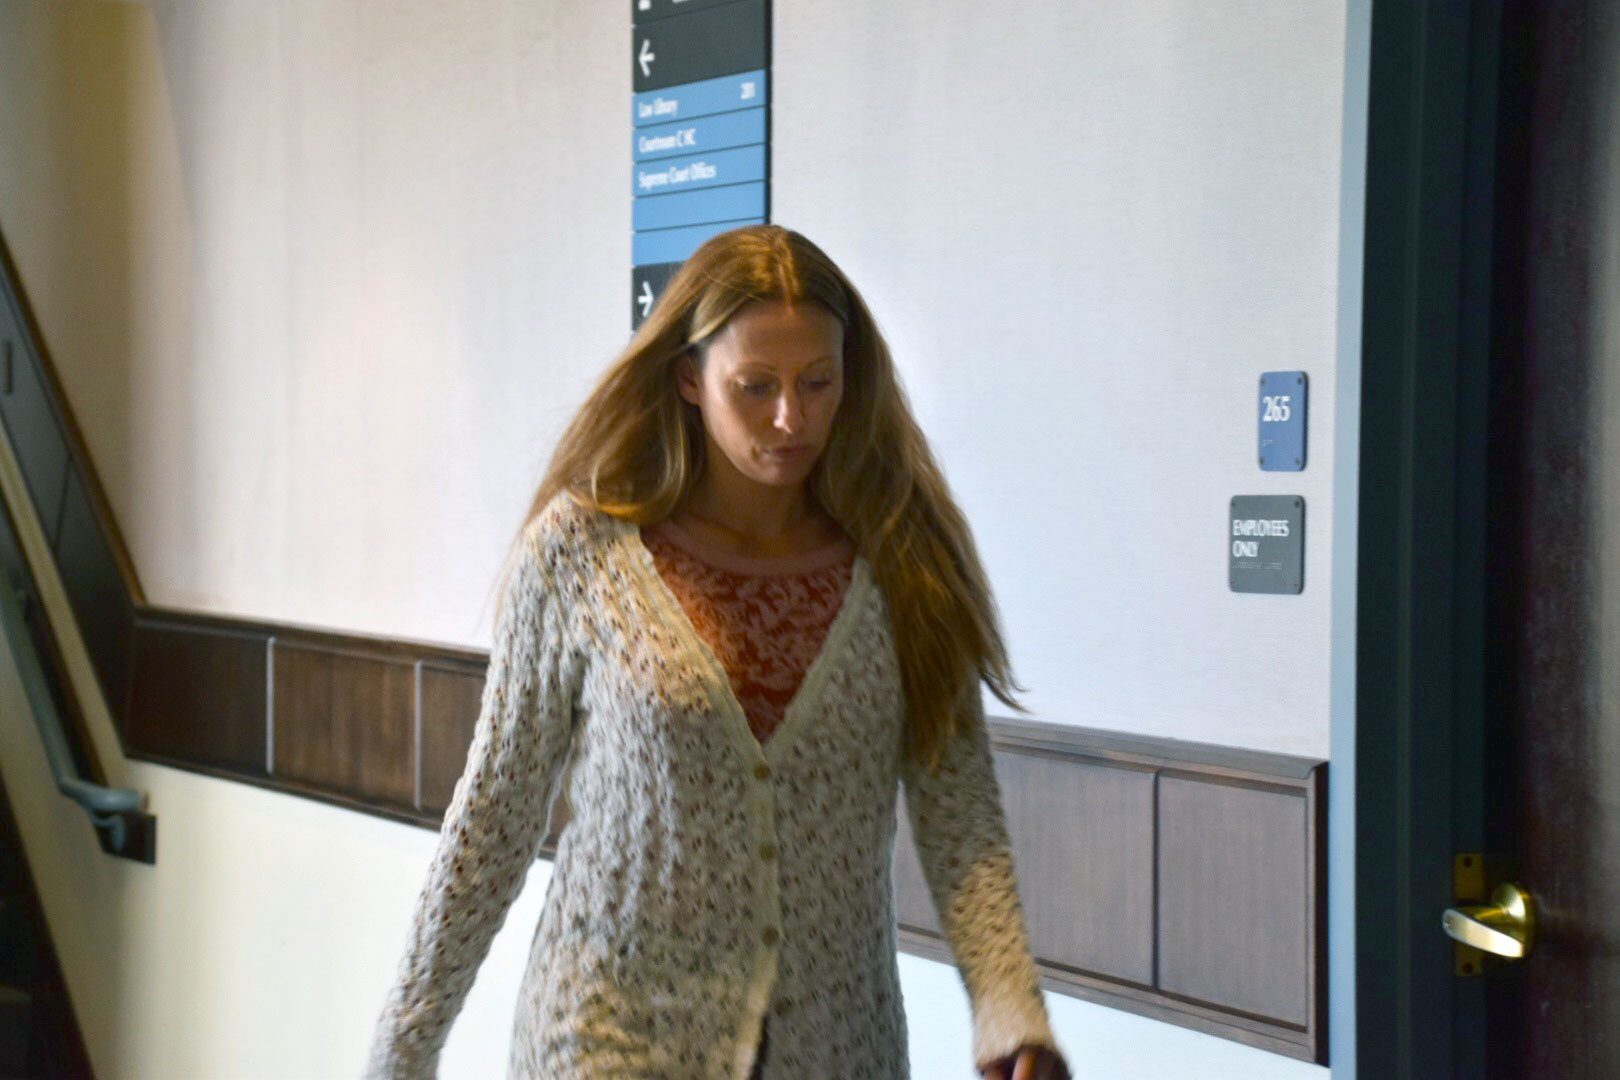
[
  {"xmin": 1258, "ymin": 371, "xmax": 1308, "ymax": 471},
  {"xmin": 632, "ymin": 262, "xmax": 682, "ymax": 326},
  {"xmin": 1229, "ymin": 495, "xmax": 1305, "ymax": 594},
  {"xmin": 631, "ymin": 0, "xmax": 770, "ymax": 330}
]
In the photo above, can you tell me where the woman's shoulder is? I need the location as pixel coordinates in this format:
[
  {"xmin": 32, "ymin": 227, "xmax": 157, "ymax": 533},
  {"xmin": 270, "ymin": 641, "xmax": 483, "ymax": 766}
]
[{"xmin": 520, "ymin": 489, "xmax": 630, "ymax": 567}]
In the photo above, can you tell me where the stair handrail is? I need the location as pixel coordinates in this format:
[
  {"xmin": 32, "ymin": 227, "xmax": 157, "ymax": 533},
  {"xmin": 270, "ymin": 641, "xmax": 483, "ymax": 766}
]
[{"xmin": 0, "ymin": 499, "xmax": 153, "ymax": 862}]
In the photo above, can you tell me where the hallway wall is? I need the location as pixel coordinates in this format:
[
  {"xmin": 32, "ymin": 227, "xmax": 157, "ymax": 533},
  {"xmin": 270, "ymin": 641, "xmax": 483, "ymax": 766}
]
[
  {"xmin": 0, "ymin": 0, "xmax": 1345, "ymax": 757},
  {"xmin": 0, "ymin": 1, "xmax": 1346, "ymax": 1077}
]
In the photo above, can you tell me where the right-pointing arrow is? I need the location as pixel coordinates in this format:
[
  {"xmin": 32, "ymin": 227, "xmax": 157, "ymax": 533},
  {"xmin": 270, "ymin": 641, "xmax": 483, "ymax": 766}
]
[
  {"xmin": 638, "ymin": 39, "xmax": 656, "ymax": 79},
  {"xmin": 638, "ymin": 280, "xmax": 655, "ymax": 317}
]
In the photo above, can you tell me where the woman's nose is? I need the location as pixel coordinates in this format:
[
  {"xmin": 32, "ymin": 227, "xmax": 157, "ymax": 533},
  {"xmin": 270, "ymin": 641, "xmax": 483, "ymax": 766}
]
[{"xmin": 773, "ymin": 390, "xmax": 804, "ymax": 432}]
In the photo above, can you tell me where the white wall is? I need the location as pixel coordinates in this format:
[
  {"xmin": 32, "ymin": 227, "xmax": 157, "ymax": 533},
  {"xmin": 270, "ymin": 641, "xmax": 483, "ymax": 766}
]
[
  {"xmin": 774, "ymin": 3, "xmax": 1345, "ymax": 757},
  {"xmin": 0, "ymin": 1, "xmax": 1344, "ymax": 1077},
  {"xmin": 1, "ymin": 0, "xmax": 1344, "ymax": 757}
]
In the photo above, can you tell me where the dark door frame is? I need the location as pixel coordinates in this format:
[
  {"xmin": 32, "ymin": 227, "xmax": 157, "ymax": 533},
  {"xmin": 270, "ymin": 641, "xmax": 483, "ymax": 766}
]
[{"xmin": 1331, "ymin": 1, "xmax": 1519, "ymax": 1076}]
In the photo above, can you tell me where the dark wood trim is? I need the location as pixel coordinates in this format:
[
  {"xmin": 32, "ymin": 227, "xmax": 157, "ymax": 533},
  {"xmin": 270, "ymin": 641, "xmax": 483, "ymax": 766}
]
[
  {"xmin": 127, "ymin": 615, "xmax": 269, "ymax": 776},
  {"xmin": 136, "ymin": 603, "xmax": 488, "ymax": 668},
  {"xmin": 269, "ymin": 632, "xmax": 418, "ymax": 809}
]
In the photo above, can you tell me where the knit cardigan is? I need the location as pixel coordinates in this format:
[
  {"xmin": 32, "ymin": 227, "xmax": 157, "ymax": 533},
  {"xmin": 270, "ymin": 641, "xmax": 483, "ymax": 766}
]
[{"xmin": 364, "ymin": 493, "xmax": 1058, "ymax": 1079}]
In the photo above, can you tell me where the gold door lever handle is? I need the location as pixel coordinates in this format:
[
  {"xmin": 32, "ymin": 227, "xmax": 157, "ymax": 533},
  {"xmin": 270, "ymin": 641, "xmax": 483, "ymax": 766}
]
[{"xmin": 1442, "ymin": 883, "xmax": 1535, "ymax": 959}]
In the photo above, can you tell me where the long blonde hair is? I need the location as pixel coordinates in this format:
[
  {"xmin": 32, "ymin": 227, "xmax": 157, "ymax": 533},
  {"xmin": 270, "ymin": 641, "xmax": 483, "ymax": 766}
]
[{"xmin": 504, "ymin": 224, "xmax": 1024, "ymax": 770}]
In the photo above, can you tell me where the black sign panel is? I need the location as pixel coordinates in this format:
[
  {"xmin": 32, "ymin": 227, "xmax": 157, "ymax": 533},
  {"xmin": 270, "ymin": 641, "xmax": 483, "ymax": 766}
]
[
  {"xmin": 632, "ymin": 262, "xmax": 683, "ymax": 329},
  {"xmin": 633, "ymin": 0, "xmax": 747, "ymax": 25},
  {"xmin": 632, "ymin": 0, "xmax": 767, "ymax": 92},
  {"xmin": 1228, "ymin": 495, "xmax": 1306, "ymax": 594}
]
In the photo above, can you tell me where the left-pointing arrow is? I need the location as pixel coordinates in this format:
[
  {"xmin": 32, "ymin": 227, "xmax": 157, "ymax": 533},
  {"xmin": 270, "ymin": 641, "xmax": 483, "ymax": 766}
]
[
  {"xmin": 639, "ymin": 39, "xmax": 656, "ymax": 78},
  {"xmin": 638, "ymin": 280, "xmax": 656, "ymax": 317}
]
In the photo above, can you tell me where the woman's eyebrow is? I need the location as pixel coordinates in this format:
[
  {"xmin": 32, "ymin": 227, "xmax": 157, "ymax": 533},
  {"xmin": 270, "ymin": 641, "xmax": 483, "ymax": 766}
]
[{"xmin": 736, "ymin": 356, "xmax": 838, "ymax": 373}]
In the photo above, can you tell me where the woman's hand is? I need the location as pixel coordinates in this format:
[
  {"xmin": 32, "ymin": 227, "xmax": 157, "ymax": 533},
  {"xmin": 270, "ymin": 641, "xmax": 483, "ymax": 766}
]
[{"xmin": 979, "ymin": 1044, "xmax": 1071, "ymax": 1080}]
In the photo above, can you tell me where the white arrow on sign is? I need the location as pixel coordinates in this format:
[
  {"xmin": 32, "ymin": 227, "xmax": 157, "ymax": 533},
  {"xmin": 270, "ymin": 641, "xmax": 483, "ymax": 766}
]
[
  {"xmin": 638, "ymin": 280, "xmax": 655, "ymax": 317},
  {"xmin": 639, "ymin": 39, "xmax": 656, "ymax": 78}
]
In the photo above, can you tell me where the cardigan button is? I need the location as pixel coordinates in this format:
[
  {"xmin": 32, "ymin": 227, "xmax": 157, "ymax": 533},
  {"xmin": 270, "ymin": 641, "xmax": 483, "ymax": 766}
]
[
  {"xmin": 761, "ymin": 926, "xmax": 779, "ymax": 946},
  {"xmin": 753, "ymin": 763, "xmax": 772, "ymax": 781}
]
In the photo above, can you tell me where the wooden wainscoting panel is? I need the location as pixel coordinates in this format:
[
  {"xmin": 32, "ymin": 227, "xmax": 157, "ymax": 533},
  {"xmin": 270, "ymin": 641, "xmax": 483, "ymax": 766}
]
[
  {"xmin": 414, "ymin": 657, "xmax": 573, "ymax": 848},
  {"xmin": 899, "ymin": 719, "xmax": 1326, "ymax": 1063},
  {"xmin": 1156, "ymin": 774, "xmax": 1310, "ymax": 1026},
  {"xmin": 417, "ymin": 660, "xmax": 485, "ymax": 814},
  {"xmin": 55, "ymin": 467, "xmax": 135, "ymax": 721},
  {"xmin": 995, "ymin": 753, "xmax": 1155, "ymax": 986},
  {"xmin": 271, "ymin": 637, "xmax": 416, "ymax": 809},
  {"xmin": 127, "ymin": 616, "xmax": 270, "ymax": 775},
  {"xmin": 0, "ymin": 341, "xmax": 68, "ymax": 547}
]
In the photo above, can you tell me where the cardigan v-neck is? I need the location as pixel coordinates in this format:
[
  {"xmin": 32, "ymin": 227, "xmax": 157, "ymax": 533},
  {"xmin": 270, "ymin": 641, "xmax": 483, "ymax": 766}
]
[
  {"xmin": 366, "ymin": 493, "xmax": 1058, "ymax": 1079},
  {"xmin": 641, "ymin": 515, "xmax": 857, "ymax": 575},
  {"xmin": 633, "ymin": 519, "xmax": 859, "ymax": 748}
]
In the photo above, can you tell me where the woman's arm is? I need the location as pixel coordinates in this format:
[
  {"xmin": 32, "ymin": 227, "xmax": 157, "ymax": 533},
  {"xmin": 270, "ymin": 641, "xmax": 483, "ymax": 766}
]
[
  {"xmin": 899, "ymin": 679, "xmax": 1067, "ymax": 1076},
  {"xmin": 364, "ymin": 531, "xmax": 579, "ymax": 1079}
]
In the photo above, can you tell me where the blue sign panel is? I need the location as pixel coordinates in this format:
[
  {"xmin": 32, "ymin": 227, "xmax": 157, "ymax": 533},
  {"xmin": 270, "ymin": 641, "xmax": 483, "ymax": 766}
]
[
  {"xmin": 1258, "ymin": 370, "xmax": 1308, "ymax": 471},
  {"xmin": 634, "ymin": 69, "xmax": 767, "ymax": 127},
  {"xmin": 635, "ymin": 107, "xmax": 766, "ymax": 162},
  {"xmin": 634, "ymin": 182, "xmax": 767, "ymax": 232},
  {"xmin": 630, "ymin": 2, "xmax": 768, "ymax": 330},
  {"xmin": 634, "ymin": 144, "xmax": 766, "ymax": 198},
  {"xmin": 634, "ymin": 219, "xmax": 765, "ymax": 266}
]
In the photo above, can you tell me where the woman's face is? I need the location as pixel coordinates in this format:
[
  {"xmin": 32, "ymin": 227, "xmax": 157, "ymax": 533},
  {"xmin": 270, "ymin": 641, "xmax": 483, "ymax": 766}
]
[{"xmin": 677, "ymin": 300, "xmax": 846, "ymax": 492}]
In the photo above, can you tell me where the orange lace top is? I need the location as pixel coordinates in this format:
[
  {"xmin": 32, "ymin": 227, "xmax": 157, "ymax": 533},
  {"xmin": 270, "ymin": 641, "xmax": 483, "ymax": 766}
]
[{"xmin": 639, "ymin": 518, "xmax": 857, "ymax": 745}]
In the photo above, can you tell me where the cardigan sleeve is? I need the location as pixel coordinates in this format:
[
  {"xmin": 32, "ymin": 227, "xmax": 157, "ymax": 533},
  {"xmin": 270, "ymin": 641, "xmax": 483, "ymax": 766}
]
[
  {"xmin": 364, "ymin": 531, "xmax": 578, "ymax": 1079},
  {"xmin": 899, "ymin": 679, "xmax": 1059, "ymax": 1071}
]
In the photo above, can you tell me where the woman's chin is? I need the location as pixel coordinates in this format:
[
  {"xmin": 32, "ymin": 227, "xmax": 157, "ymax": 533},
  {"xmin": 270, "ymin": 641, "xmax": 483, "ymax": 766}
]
[
  {"xmin": 742, "ymin": 463, "xmax": 814, "ymax": 488},
  {"xmin": 742, "ymin": 452, "xmax": 816, "ymax": 482}
]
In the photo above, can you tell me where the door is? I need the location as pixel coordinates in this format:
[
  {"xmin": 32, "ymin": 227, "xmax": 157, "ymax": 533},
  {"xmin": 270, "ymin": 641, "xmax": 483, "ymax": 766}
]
[
  {"xmin": 1485, "ymin": 0, "xmax": 1620, "ymax": 1073},
  {"xmin": 1352, "ymin": 1, "xmax": 1620, "ymax": 1076}
]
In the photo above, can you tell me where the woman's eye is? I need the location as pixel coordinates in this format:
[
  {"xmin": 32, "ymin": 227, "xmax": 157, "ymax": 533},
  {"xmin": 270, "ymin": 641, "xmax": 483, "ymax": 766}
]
[
  {"xmin": 739, "ymin": 382, "xmax": 773, "ymax": 396},
  {"xmin": 803, "ymin": 379, "xmax": 833, "ymax": 391}
]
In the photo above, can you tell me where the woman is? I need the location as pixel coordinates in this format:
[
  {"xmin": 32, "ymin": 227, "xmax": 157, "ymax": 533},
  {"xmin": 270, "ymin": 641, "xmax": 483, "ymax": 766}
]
[{"xmin": 366, "ymin": 225, "xmax": 1071, "ymax": 1080}]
